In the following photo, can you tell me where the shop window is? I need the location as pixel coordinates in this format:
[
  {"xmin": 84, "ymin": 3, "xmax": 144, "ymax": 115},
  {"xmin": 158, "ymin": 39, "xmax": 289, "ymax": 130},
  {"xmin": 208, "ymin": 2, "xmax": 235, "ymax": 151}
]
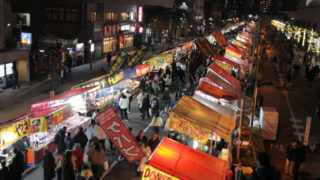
[
  {"xmin": 103, "ymin": 37, "xmax": 116, "ymax": 53},
  {"xmin": 130, "ymin": 12, "xmax": 136, "ymax": 21},
  {"xmin": 124, "ymin": 34, "xmax": 133, "ymax": 48},
  {"xmin": 106, "ymin": 12, "xmax": 117, "ymax": 21},
  {"xmin": 88, "ymin": 11, "xmax": 97, "ymax": 22},
  {"xmin": 121, "ymin": 12, "xmax": 129, "ymax": 21}
]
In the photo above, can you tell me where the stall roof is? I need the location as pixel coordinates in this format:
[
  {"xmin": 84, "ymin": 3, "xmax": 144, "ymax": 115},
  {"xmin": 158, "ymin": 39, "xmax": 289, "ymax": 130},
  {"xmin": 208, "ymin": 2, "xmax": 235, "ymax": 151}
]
[
  {"xmin": 204, "ymin": 71, "xmax": 239, "ymax": 97},
  {"xmin": 193, "ymin": 94, "xmax": 235, "ymax": 122},
  {"xmin": 31, "ymin": 86, "xmax": 96, "ymax": 112},
  {"xmin": 226, "ymin": 45, "xmax": 246, "ymax": 58},
  {"xmin": 197, "ymin": 81, "xmax": 238, "ymax": 100},
  {"xmin": 208, "ymin": 63, "xmax": 242, "ymax": 95},
  {"xmin": 148, "ymin": 137, "xmax": 228, "ymax": 180},
  {"xmin": 172, "ymin": 96, "xmax": 235, "ymax": 142},
  {"xmin": 215, "ymin": 55, "xmax": 241, "ymax": 68},
  {"xmin": 0, "ymin": 112, "xmax": 30, "ymax": 127},
  {"xmin": 30, "ymin": 105, "xmax": 66, "ymax": 118}
]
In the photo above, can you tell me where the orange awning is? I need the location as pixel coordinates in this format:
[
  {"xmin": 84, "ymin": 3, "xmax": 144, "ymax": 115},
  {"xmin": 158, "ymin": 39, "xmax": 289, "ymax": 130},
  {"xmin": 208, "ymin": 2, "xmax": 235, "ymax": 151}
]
[
  {"xmin": 197, "ymin": 81, "xmax": 238, "ymax": 100},
  {"xmin": 147, "ymin": 137, "xmax": 228, "ymax": 180},
  {"xmin": 172, "ymin": 96, "xmax": 235, "ymax": 142}
]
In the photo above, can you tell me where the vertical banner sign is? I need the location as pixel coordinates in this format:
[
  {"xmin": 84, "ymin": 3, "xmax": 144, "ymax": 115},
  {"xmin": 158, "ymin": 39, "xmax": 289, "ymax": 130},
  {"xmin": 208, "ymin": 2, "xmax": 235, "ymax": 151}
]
[
  {"xmin": 0, "ymin": 118, "xmax": 33, "ymax": 149},
  {"xmin": 142, "ymin": 164, "xmax": 180, "ymax": 180},
  {"xmin": 127, "ymin": 44, "xmax": 148, "ymax": 67},
  {"xmin": 194, "ymin": 39, "xmax": 210, "ymax": 58},
  {"xmin": 95, "ymin": 107, "xmax": 144, "ymax": 162},
  {"xmin": 202, "ymin": 38, "xmax": 217, "ymax": 56},
  {"xmin": 303, "ymin": 117, "xmax": 312, "ymax": 146},
  {"xmin": 212, "ymin": 30, "xmax": 228, "ymax": 46},
  {"xmin": 107, "ymin": 51, "xmax": 127, "ymax": 77},
  {"xmin": 138, "ymin": 6, "xmax": 143, "ymax": 23}
]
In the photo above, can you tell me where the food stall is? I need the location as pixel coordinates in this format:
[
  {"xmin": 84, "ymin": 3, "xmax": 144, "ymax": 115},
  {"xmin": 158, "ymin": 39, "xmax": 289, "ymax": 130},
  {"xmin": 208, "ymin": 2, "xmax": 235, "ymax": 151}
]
[
  {"xmin": 214, "ymin": 55, "xmax": 242, "ymax": 74},
  {"xmin": 224, "ymin": 46, "xmax": 248, "ymax": 67},
  {"xmin": 142, "ymin": 53, "xmax": 173, "ymax": 71},
  {"xmin": 143, "ymin": 137, "xmax": 230, "ymax": 180}
]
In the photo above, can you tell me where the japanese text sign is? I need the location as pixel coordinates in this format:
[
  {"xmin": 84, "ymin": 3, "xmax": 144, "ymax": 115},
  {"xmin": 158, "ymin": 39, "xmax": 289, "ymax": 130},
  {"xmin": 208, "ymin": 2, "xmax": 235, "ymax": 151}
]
[
  {"xmin": 212, "ymin": 30, "xmax": 227, "ymax": 46},
  {"xmin": 96, "ymin": 107, "xmax": 144, "ymax": 162},
  {"xmin": 214, "ymin": 60, "xmax": 233, "ymax": 72},
  {"xmin": 107, "ymin": 51, "xmax": 127, "ymax": 77},
  {"xmin": 142, "ymin": 164, "xmax": 180, "ymax": 180},
  {"xmin": 51, "ymin": 105, "xmax": 73, "ymax": 125},
  {"xmin": 127, "ymin": 44, "xmax": 148, "ymax": 67},
  {"xmin": 168, "ymin": 113, "xmax": 211, "ymax": 145},
  {"xmin": 0, "ymin": 118, "xmax": 33, "ymax": 148}
]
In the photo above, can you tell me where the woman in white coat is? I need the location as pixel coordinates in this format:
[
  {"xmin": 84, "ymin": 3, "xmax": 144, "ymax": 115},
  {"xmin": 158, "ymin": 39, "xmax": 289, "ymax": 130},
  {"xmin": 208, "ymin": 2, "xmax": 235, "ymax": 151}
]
[{"xmin": 136, "ymin": 140, "xmax": 151, "ymax": 177}]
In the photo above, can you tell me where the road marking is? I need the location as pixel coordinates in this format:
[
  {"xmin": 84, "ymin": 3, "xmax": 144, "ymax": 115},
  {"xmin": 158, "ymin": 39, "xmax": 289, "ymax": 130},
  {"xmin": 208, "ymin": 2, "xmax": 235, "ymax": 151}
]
[
  {"xmin": 284, "ymin": 92, "xmax": 303, "ymax": 141},
  {"xmin": 290, "ymin": 118, "xmax": 302, "ymax": 123},
  {"xmin": 292, "ymin": 124, "xmax": 304, "ymax": 130}
]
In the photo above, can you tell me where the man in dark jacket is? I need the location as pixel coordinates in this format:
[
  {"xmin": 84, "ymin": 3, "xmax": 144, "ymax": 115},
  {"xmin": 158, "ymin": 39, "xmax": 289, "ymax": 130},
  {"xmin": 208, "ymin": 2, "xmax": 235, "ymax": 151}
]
[
  {"xmin": 141, "ymin": 94, "xmax": 150, "ymax": 121},
  {"xmin": 0, "ymin": 161, "xmax": 9, "ymax": 180},
  {"xmin": 9, "ymin": 148, "xmax": 25, "ymax": 180},
  {"xmin": 148, "ymin": 133, "xmax": 160, "ymax": 152},
  {"xmin": 285, "ymin": 141, "xmax": 297, "ymax": 176},
  {"xmin": 73, "ymin": 127, "xmax": 88, "ymax": 150},
  {"xmin": 249, "ymin": 152, "xmax": 281, "ymax": 180},
  {"xmin": 43, "ymin": 149, "xmax": 55, "ymax": 180},
  {"xmin": 56, "ymin": 126, "xmax": 67, "ymax": 151},
  {"xmin": 293, "ymin": 141, "xmax": 306, "ymax": 180}
]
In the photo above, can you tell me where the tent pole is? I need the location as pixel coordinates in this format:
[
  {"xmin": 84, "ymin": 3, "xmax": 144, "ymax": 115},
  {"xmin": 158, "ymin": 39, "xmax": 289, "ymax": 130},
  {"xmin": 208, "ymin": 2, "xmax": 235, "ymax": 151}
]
[
  {"xmin": 209, "ymin": 132, "xmax": 214, "ymax": 155},
  {"xmin": 237, "ymin": 99, "xmax": 244, "ymax": 162}
]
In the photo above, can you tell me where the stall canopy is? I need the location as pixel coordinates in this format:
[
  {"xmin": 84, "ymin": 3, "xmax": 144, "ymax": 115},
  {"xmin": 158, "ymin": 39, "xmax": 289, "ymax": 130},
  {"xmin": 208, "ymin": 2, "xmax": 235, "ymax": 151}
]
[
  {"xmin": 208, "ymin": 64, "xmax": 242, "ymax": 97},
  {"xmin": 172, "ymin": 96, "xmax": 235, "ymax": 142},
  {"xmin": 147, "ymin": 137, "xmax": 228, "ymax": 180},
  {"xmin": 215, "ymin": 55, "xmax": 241, "ymax": 69},
  {"xmin": 0, "ymin": 112, "xmax": 30, "ymax": 126},
  {"xmin": 196, "ymin": 81, "xmax": 238, "ymax": 100},
  {"xmin": 30, "ymin": 86, "xmax": 96, "ymax": 112},
  {"xmin": 30, "ymin": 105, "xmax": 66, "ymax": 118},
  {"xmin": 193, "ymin": 94, "xmax": 235, "ymax": 121}
]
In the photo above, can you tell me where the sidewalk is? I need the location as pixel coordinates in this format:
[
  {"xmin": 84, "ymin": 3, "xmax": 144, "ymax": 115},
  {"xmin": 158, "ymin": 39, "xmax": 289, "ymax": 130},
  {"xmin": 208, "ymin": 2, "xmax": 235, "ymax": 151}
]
[
  {"xmin": 0, "ymin": 49, "xmax": 136, "ymax": 123},
  {"xmin": 259, "ymin": 32, "xmax": 320, "ymax": 179}
]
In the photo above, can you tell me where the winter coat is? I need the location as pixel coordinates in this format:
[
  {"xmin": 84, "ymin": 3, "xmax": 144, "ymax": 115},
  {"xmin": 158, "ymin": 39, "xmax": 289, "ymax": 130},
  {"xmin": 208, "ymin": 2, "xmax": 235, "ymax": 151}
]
[
  {"xmin": 151, "ymin": 116, "xmax": 163, "ymax": 127},
  {"xmin": 141, "ymin": 96, "xmax": 150, "ymax": 111},
  {"xmin": 72, "ymin": 149, "xmax": 84, "ymax": 169},
  {"xmin": 43, "ymin": 153, "xmax": 55, "ymax": 180},
  {"xmin": 286, "ymin": 145, "xmax": 297, "ymax": 161},
  {"xmin": 0, "ymin": 166, "xmax": 9, "ymax": 180},
  {"xmin": 88, "ymin": 148, "xmax": 107, "ymax": 165},
  {"xmin": 137, "ymin": 145, "xmax": 151, "ymax": 172},
  {"xmin": 137, "ymin": 93, "xmax": 145, "ymax": 108},
  {"xmin": 136, "ymin": 136, "xmax": 148, "ymax": 145},
  {"xmin": 86, "ymin": 125, "xmax": 94, "ymax": 140},
  {"xmin": 54, "ymin": 153, "xmax": 64, "ymax": 172},
  {"xmin": 93, "ymin": 125, "xmax": 107, "ymax": 140},
  {"xmin": 148, "ymin": 137, "xmax": 160, "ymax": 152},
  {"xmin": 62, "ymin": 161, "xmax": 75, "ymax": 180},
  {"xmin": 65, "ymin": 136, "xmax": 74, "ymax": 150},
  {"xmin": 57, "ymin": 130, "xmax": 66, "ymax": 150},
  {"xmin": 9, "ymin": 152, "xmax": 25, "ymax": 175},
  {"xmin": 74, "ymin": 131, "xmax": 88, "ymax": 149},
  {"xmin": 119, "ymin": 95, "xmax": 129, "ymax": 109}
]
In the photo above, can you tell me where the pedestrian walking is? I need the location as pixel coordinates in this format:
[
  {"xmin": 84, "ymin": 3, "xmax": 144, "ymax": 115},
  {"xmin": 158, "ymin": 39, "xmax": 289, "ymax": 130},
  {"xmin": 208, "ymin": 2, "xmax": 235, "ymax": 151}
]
[
  {"xmin": 43, "ymin": 149, "xmax": 55, "ymax": 180},
  {"xmin": 72, "ymin": 143, "xmax": 84, "ymax": 172},
  {"xmin": 137, "ymin": 91, "xmax": 145, "ymax": 113},
  {"xmin": 148, "ymin": 133, "xmax": 161, "ymax": 152},
  {"xmin": 93, "ymin": 122, "xmax": 107, "ymax": 151},
  {"xmin": 74, "ymin": 127, "xmax": 88, "ymax": 150},
  {"xmin": 249, "ymin": 152, "xmax": 281, "ymax": 180},
  {"xmin": 55, "ymin": 126, "xmax": 67, "ymax": 151},
  {"xmin": 86, "ymin": 119, "xmax": 96, "ymax": 141},
  {"xmin": 65, "ymin": 132, "xmax": 74, "ymax": 150},
  {"xmin": 293, "ymin": 141, "xmax": 306, "ymax": 180},
  {"xmin": 88, "ymin": 141, "xmax": 107, "ymax": 179},
  {"xmin": 136, "ymin": 130, "xmax": 148, "ymax": 145},
  {"xmin": 0, "ymin": 161, "xmax": 9, "ymax": 180},
  {"xmin": 141, "ymin": 94, "xmax": 150, "ymax": 121},
  {"xmin": 136, "ymin": 140, "xmax": 151, "ymax": 177},
  {"xmin": 285, "ymin": 141, "xmax": 297, "ymax": 176},
  {"xmin": 119, "ymin": 93, "xmax": 129, "ymax": 121},
  {"xmin": 54, "ymin": 149, "xmax": 64, "ymax": 180},
  {"xmin": 169, "ymin": 90, "xmax": 177, "ymax": 107},
  {"xmin": 78, "ymin": 165, "xmax": 94, "ymax": 180},
  {"xmin": 151, "ymin": 112, "xmax": 163, "ymax": 134},
  {"xmin": 107, "ymin": 52, "xmax": 112, "ymax": 67},
  {"xmin": 62, "ymin": 151, "xmax": 76, "ymax": 180},
  {"xmin": 8, "ymin": 148, "xmax": 25, "ymax": 180},
  {"xmin": 12, "ymin": 67, "xmax": 20, "ymax": 89}
]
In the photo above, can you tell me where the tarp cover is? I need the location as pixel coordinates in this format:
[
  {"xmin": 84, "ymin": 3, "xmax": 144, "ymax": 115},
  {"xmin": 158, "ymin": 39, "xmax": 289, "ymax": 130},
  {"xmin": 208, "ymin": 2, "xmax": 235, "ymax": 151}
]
[
  {"xmin": 30, "ymin": 86, "xmax": 96, "ymax": 112},
  {"xmin": 196, "ymin": 81, "xmax": 238, "ymax": 100},
  {"xmin": 147, "ymin": 137, "xmax": 228, "ymax": 180},
  {"xmin": 171, "ymin": 96, "xmax": 235, "ymax": 142}
]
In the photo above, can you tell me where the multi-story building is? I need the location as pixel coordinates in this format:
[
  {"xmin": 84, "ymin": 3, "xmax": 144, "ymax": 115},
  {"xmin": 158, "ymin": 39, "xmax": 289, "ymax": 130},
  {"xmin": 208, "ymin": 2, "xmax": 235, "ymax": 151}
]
[
  {"xmin": 295, "ymin": 0, "xmax": 320, "ymax": 31},
  {"xmin": 0, "ymin": 0, "xmax": 30, "ymax": 89}
]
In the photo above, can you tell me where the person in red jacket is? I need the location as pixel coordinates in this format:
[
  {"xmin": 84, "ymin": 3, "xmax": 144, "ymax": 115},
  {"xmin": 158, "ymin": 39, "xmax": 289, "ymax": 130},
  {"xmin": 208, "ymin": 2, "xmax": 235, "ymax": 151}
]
[{"xmin": 71, "ymin": 143, "xmax": 84, "ymax": 172}]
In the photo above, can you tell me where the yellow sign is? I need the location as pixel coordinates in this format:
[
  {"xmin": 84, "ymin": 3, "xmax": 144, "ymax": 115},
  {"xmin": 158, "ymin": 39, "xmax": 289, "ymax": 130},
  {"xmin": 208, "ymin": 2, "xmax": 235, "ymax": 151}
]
[
  {"xmin": 143, "ymin": 54, "xmax": 172, "ymax": 69},
  {"xmin": 215, "ymin": 60, "xmax": 232, "ymax": 72},
  {"xmin": 0, "ymin": 118, "xmax": 33, "ymax": 148},
  {"xmin": 52, "ymin": 105, "xmax": 73, "ymax": 126},
  {"xmin": 30, "ymin": 117, "xmax": 48, "ymax": 133},
  {"xmin": 225, "ymin": 48, "xmax": 241, "ymax": 59},
  {"xmin": 168, "ymin": 113, "xmax": 211, "ymax": 145},
  {"xmin": 142, "ymin": 164, "xmax": 180, "ymax": 180}
]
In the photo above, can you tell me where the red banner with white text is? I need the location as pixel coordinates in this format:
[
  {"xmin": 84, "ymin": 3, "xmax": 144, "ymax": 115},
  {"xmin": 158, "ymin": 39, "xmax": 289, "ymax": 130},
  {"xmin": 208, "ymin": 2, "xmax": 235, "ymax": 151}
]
[{"xmin": 95, "ymin": 107, "xmax": 144, "ymax": 162}]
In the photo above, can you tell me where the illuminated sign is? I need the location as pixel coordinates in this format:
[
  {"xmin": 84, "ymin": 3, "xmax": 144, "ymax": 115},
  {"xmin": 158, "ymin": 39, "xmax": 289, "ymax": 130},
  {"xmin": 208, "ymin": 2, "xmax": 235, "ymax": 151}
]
[
  {"xmin": 138, "ymin": 6, "xmax": 143, "ymax": 23},
  {"xmin": 142, "ymin": 165, "xmax": 180, "ymax": 180},
  {"xmin": 51, "ymin": 105, "xmax": 73, "ymax": 125},
  {"xmin": 0, "ymin": 118, "xmax": 33, "ymax": 149},
  {"xmin": 168, "ymin": 113, "xmax": 211, "ymax": 145},
  {"xmin": 225, "ymin": 48, "xmax": 241, "ymax": 59},
  {"xmin": 0, "ymin": 65, "xmax": 4, "ymax": 77},
  {"xmin": 21, "ymin": 32, "xmax": 32, "ymax": 45},
  {"xmin": 138, "ymin": 27, "xmax": 144, "ymax": 33},
  {"xmin": 214, "ymin": 60, "xmax": 233, "ymax": 72}
]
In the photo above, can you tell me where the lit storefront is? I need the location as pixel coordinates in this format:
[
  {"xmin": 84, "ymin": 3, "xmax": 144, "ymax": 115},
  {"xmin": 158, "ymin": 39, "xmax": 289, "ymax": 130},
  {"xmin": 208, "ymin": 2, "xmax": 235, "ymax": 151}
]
[{"xmin": 103, "ymin": 37, "xmax": 117, "ymax": 53}]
